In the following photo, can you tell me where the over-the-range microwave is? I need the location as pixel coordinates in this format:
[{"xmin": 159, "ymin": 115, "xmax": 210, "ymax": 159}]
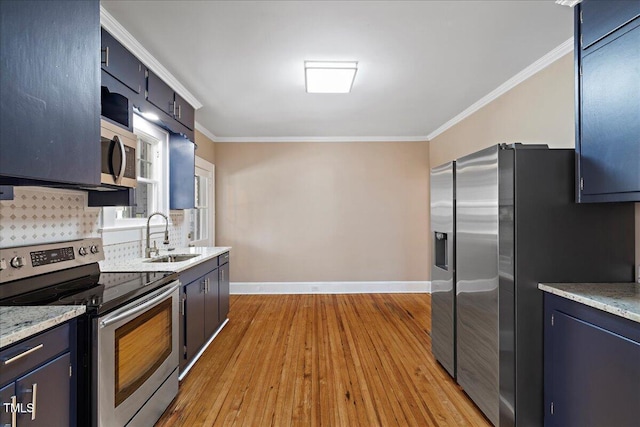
[{"xmin": 100, "ymin": 119, "xmax": 137, "ymax": 188}]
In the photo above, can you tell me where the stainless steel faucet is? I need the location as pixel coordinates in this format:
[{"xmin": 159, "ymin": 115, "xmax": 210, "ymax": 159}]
[{"xmin": 146, "ymin": 212, "xmax": 170, "ymax": 258}]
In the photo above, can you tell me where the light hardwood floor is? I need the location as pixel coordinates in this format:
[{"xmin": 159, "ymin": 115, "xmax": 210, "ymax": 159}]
[{"xmin": 156, "ymin": 294, "xmax": 491, "ymax": 426}]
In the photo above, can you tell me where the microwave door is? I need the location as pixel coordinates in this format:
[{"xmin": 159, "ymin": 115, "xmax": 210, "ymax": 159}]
[{"xmin": 103, "ymin": 136, "xmax": 126, "ymax": 185}]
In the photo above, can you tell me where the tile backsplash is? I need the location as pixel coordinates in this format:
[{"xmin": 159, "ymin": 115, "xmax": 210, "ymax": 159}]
[
  {"xmin": 0, "ymin": 187, "xmax": 192, "ymax": 262},
  {"xmin": 0, "ymin": 187, "xmax": 100, "ymax": 246}
]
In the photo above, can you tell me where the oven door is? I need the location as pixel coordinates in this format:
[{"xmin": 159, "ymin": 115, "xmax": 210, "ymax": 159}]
[{"xmin": 95, "ymin": 281, "xmax": 179, "ymax": 426}]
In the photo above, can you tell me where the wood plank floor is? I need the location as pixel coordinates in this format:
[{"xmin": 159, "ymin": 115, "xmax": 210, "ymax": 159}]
[{"xmin": 156, "ymin": 294, "xmax": 491, "ymax": 426}]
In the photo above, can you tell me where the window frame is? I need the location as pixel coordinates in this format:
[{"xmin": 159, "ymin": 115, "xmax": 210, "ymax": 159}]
[
  {"xmin": 189, "ymin": 156, "xmax": 215, "ymax": 247},
  {"xmin": 101, "ymin": 114, "xmax": 170, "ymax": 234}
]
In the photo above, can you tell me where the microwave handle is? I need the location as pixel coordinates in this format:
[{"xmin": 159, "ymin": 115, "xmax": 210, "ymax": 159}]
[{"xmin": 112, "ymin": 135, "xmax": 127, "ymax": 184}]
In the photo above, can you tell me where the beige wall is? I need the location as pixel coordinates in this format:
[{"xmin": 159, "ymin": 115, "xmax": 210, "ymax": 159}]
[
  {"xmin": 215, "ymin": 141, "xmax": 430, "ymax": 282},
  {"xmin": 429, "ymin": 53, "xmax": 575, "ymax": 167},
  {"xmin": 195, "ymin": 129, "xmax": 216, "ymax": 164},
  {"xmin": 429, "ymin": 52, "xmax": 639, "ymax": 275}
]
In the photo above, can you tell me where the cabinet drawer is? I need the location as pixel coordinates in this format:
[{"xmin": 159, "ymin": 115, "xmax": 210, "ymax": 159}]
[
  {"xmin": 218, "ymin": 252, "xmax": 229, "ymax": 265},
  {"xmin": 178, "ymin": 257, "xmax": 218, "ymax": 285},
  {"xmin": 0, "ymin": 323, "xmax": 69, "ymax": 385},
  {"xmin": 581, "ymin": 0, "xmax": 640, "ymax": 49}
]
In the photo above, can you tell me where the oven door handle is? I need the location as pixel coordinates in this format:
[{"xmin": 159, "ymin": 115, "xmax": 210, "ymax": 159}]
[{"xmin": 99, "ymin": 282, "xmax": 179, "ymax": 329}]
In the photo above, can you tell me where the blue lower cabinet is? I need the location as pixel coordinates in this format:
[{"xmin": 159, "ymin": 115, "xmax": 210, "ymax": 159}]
[
  {"xmin": 0, "ymin": 321, "xmax": 75, "ymax": 427},
  {"xmin": 16, "ymin": 353, "xmax": 71, "ymax": 427},
  {"xmin": 544, "ymin": 293, "xmax": 640, "ymax": 426}
]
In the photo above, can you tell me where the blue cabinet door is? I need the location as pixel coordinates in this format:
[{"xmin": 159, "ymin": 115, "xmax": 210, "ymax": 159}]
[
  {"xmin": 576, "ymin": 1, "xmax": 640, "ymax": 202},
  {"xmin": 204, "ymin": 269, "xmax": 220, "ymax": 337},
  {"xmin": 101, "ymin": 28, "xmax": 144, "ymax": 95},
  {"xmin": 147, "ymin": 71, "xmax": 175, "ymax": 119},
  {"xmin": 169, "ymin": 133, "xmax": 196, "ymax": 210},
  {"xmin": 184, "ymin": 279, "xmax": 205, "ymax": 363},
  {"xmin": 579, "ymin": 21, "xmax": 640, "ymax": 199},
  {"xmin": 0, "ymin": 0, "xmax": 100, "ymax": 186},
  {"xmin": 15, "ymin": 353, "xmax": 71, "ymax": 427},
  {"xmin": 544, "ymin": 295, "xmax": 640, "ymax": 427}
]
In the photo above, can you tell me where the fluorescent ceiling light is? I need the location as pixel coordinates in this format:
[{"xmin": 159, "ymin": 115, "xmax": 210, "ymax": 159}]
[{"xmin": 305, "ymin": 61, "xmax": 358, "ymax": 93}]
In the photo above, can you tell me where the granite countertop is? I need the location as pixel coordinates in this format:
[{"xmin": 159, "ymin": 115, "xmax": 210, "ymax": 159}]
[
  {"xmin": 538, "ymin": 282, "xmax": 640, "ymax": 324},
  {"xmin": 99, "ymin": 246, "xmax": 231, "ymax": 273},
  {"xmin": 0, "ymin": 306, "xmax": 86, "ymax": 349}
]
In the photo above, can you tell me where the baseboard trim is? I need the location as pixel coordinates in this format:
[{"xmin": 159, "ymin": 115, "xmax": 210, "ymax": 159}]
[{"xmin": 230, "ymin": 281, "xmax": 431, "ymax": 294}]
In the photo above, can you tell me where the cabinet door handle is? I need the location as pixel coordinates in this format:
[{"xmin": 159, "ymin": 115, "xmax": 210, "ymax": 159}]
[
  {"xmin": 10, "ymin": 395, "xmax": 16, "ymax": 427},
  {"xmin": 170, "ymin": 100, "xmax": 177, "ymax": 116},
  {"xmin": 31, "ymin": 382, "xmax": 37, "ymax": 420},
  {"xmin": 177, "ymin": 104, "xmax": 182, "ymax": 119},
  {"xmin": 2, "ymin": 344, "xmax": 43, "ymax": 365},
  {"xmin": 101, "ymin": 46, "xmax": 109, "ymax": 67},
  {"xmin": 180, "ymin": 295, "xmax": 185, "ymax": 316}
]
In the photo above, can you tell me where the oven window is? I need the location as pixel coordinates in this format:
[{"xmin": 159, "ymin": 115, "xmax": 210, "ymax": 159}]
[{"xmin": 114, "ymin": 299, "xmax": 172, "ymax": 407}]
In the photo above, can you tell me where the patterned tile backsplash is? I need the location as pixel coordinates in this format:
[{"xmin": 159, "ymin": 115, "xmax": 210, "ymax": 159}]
[{"xmin": 0, "ymin": 187, "xmax": 192, "ymax": 262}]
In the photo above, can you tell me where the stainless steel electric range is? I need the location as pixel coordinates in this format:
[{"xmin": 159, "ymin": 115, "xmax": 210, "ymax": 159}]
[{"xmin": 0, "ymin": 238, "xmax": 180, "ymax": 426}]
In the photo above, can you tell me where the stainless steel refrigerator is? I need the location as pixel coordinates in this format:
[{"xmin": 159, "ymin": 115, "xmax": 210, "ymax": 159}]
[
  {"xmin": 435, "ymin": 144, "xmax": 635, "ymax": 427},
  {"xmin": 430, "ymin": 161, "xmax": 456, "ymax": 378}
]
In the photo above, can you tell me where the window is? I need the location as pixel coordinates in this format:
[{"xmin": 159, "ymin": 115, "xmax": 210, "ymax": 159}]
[
  {"xmin": 189, "ymin": 157, "xmax": 214, "ymax": 246},
  {"xmin": 101, "ymin": 114, "xmax": 169, "ymax": 230}
]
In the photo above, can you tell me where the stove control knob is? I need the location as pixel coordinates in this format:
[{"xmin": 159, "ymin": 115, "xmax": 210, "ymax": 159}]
[
  {"xmin": 0, "ymin": 258, "xmax": 7, "ymax": 271},
  {"xmin": 78, "ymin": 247, "xmax": 88, "ymax": 256},
  {"xmin": 10, "ymin": 256, "xmax": 25, "ymax": 268},
  {"xmin": 90, "ymin": 245, "xmax": 99, "ymax": 254}
]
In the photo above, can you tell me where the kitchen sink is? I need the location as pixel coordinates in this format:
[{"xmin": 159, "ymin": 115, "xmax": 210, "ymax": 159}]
[{"xmin": 145, "ymin": 254, "xmax": 199, "ymax": 263}]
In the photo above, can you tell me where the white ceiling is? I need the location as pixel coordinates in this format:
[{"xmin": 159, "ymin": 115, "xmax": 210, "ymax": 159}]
[{"xmin": 101, "ymin": 1, "xmax": 574, "ymax": 141}]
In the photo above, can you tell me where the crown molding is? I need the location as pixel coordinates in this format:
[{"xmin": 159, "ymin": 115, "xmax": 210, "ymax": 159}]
[
  {"xmin": 100, "ymin": 6, "xmax": 202, "ymax": 110},
  {"xmin": 194, "ymin": 121, "xmax": 218, "ymax": 142},
  {"xmin": 213, "ymin": 135, "xmax": 429, "ymax": 143},
  {"xmin": 426, "ymin": 37, "xmax": 574, "ymax": 141}
]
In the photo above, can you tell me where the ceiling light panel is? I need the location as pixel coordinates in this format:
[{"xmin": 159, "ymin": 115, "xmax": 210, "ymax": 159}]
[{"xmin": 305, "ymin": 61, "xmax": 358, "ymax": 93}]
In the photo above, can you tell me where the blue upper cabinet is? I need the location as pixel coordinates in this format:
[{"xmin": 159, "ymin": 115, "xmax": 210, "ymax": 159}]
[
  {"xmin": 146, "ymin": 70, "xmax": 196, "ymax": 141},
  {"xmin": 101, "ymin": 28, "xmax": 145, "ymax": 96},
  {"xmin": 576, "ymin": 0, "xmax": 640, "ymax": 202},
  {"xmin": 0, "ymin": 0, "xmax": 101, "ymax": 187},
  {"xmin": 169, "ymin": 133, "xmax": 196, "ymax": 210}
]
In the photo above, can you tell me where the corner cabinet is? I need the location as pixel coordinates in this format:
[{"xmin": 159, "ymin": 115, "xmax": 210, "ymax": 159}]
[
  {"xmin": 179, "ymin": 253, "xmax": 230, "ymax": 374},
  {"xmin": 544, "ymin": 293, "xmax": 640, "ymax": 426},
  {"xmin": 575, "ymin": 0, "xmax": 640, "ymax": 202},
  {"xmin": 0, "ymin": 0, "xmax": 100, "ymax": 187},
  {"xmin": 0, "ymin": 321, "xmax": 76, "ymax": 427}
]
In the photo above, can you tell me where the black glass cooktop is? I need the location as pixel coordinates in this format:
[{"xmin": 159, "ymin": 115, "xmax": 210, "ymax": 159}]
[{"xmin": 0, "ymin": 269, "xmax": 177, "ymax": 315}]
